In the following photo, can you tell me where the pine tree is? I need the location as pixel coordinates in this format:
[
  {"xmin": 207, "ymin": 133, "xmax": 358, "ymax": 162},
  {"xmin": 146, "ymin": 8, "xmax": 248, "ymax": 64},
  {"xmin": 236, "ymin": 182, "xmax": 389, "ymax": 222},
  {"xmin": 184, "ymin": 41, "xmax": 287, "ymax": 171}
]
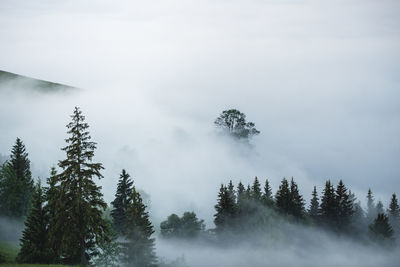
[
  {"xmin": 121, "ymin": 187, "xmax": 157, "ymax": 267},
  {"xmin": 275, "ymin": 178, "xmax": 291, "ymax": 215},
  {"xmin": 227, "ymin": 180, "xmax": 236, "ymax": 203},
  {"xmin": 308, "ymin": 186, "xmax": 319, "ymax": 220},
  {"xmin": 348, "ymin": 191, "xmax": 366, "ymax": 236},
  {"xmin": 52, "ymin": 107, "xmax": 108, "ymax": 266},
  {"xmin": 45, "ymin": 167, "xmax": 61, "ymax": 262},
  {"xmin": 17, "ymin": 180, "xmax": 53, "ymax": 264},
  {"xmin": 0, "ymin": 138, "xmax": 34, "ymax": 217},
  {"xmin": 93, "ymin": 218, "xmax": 121, "ymax": 267},
  {"xmin": 237, "ymin": 181, "xmax": 245, "ymax": 204},
  {"xmin": 369, "ymin": 213, "xmax": 394, "ymax": 245},
  {"xmin": 376, "ymin": 201, "xmax": 384, "ymax": 214},
  {"xmin": 262, "ymin": 179, "xmax": 274, "ymax": 207},
  {"xmin": 366, "ymin": 189, "xmax": 376, "ymax": 223},
  {"xmin": 0, "ymin": 164, "xmax": 21, "ymax": 217},
  {"xmin": 388, "ymin": 193, "xmax": 400, "ymax": 237},
  {"xmin": 289, "ymin": 178, "xmax": 305, "ymax": 219},
  {"xmin": 111, "ymin": 169, "xmax": 133, "ymax": 235},
  {"xmin": 336, "ymin": 180, "xmax": 353, "ymax": 231},
  {"xmin": 251, "ymin": 177, "xmax": 262, "ymax": 202},
  {"xmin": 214, "ymin": 184, "xmax": 236, "ymax": 233},
  {"xmin": 320, "ymin": 180, "xmax": 338, "ymax": 229}
]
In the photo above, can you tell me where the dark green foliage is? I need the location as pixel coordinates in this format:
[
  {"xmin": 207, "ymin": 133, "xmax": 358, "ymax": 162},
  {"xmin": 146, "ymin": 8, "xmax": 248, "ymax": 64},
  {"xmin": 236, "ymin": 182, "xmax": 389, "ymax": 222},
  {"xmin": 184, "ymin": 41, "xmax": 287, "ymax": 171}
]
[
  {"xmin": 289, "ymin": 178, "xmax": 305, "ymax": 219},
  {"xmin": 45, "ymin": 167, "xmax": 62, "ymax": 262},
  {"xmin": 160, "ymin": 212, "xmax": 205, "ymax": 239},
  {"xmin": 388, "ymin": 193, "xmax": 400, "ymax": 237},
  {"xmin": 51, "ymin": 107, "xmax": 108, "ymax": 266},
  {"xmin": 251, "ymin": 177, "xmax": 262, "ymax": 201},
  {"xmin": 335, "ymin": 180, "xmax": 353, "ymax": 231},
  {"xmin": 121, "ymin": 187, "xmax": 157, "ymax": 267},
  {"xmin": 366, "ymin": 189, "xmax": 376, "ymax": 223},
  {"xmin": 308, "ymin": 186, "xmax": 319, "ymax": 219},
  {"xmin": 275, "ymin": 178, "xmax": 304, "ymax": 219},
  {"xmin": 214, "ymin": 109, "xmax": 260, "ymax": 139},
  {"xmin": 389, "ymin": 194, "xmax": 400, "ymax": 218},
  {"xmin": 0, "ymin": 251, "xmax": 4, "ymax": 263},
  {"xmin": 17, "ymin": 180, "xmax": 53, "ymax": 264},
  {"xmin": 261, "ymin": 179, "xmax": 274, "ymax": 207},
  {"xmin": 93, "ymin": 218, "xmax": 121, "ymax": 267},
  {"xmin": 227, "ymin": 180, "xmax": 236, "ymax": 203},
  {"xmin": 369, "ymin": 213, "xmax": 394, "ymax": 245},
  {"xmin": 376, "ymin": 201, "xmax": 384, "ymax": 214},
  {"xmin": 0, "ymin": 138, "xmax": 34, "ymax": 218},
  {"xmin": 111, "ymin": 169, "xmax": 134, "ymax": 235},
  {"xmin": 214, "ymin": 184, "xmax": 236, "ymax": 233},
  {"xmin": 275, "ymin": 178, "xmax": 291, "ymax": 214},
  {"xmin": 320, "ymin": 180, "xmax": 338, "ymax": 229}
]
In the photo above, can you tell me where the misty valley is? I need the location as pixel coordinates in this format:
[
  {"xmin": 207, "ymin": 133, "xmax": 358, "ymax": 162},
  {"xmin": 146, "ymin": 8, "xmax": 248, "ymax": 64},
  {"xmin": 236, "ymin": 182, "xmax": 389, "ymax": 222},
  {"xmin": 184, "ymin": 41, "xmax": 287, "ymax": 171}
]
[
  {"xmin": 0, "ymin": 107, "xmax": 399, "ymax": 267},
  {"xmin": 0, "ymin": 0, "xmax": 399, "ymax": 266}
]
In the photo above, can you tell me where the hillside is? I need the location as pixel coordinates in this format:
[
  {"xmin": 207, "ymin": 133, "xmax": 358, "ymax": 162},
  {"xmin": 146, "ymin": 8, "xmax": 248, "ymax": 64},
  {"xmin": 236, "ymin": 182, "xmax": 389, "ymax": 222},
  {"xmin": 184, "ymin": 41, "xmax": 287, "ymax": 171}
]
[{"xmin": 0, "ymin": 70, "xmax": 76, "ymax": 94}]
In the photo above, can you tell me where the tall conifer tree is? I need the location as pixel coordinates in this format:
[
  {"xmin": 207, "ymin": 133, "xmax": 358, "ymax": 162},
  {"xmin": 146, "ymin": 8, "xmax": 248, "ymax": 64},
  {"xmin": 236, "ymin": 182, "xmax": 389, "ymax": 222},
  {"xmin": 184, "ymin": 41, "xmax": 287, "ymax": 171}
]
[
  {"xmin": 335, "ymin": 180, "xmax": 353, "ymax": 231},
  {"xmin": 52, "ymin": 107, "xmax": 107, "ymax": 266},
  {"xmin": 214, "ymin": 184, "xmax": 236, "ymax": 233},
  {"xmin": 251, "ymin": 177, "xmax": 262, "ymax": 202},
  {"xmin": 366, "ymin": 189, "xmax": 376, "ymax": 223},
  {"xmin": 0, "ymin": 138, "xmax": 34, "ymax": 217},
  {"xmin": 388, "ymin": 193, "xmax": 400, "ymax": 237},
  {"xmin": 369, "ymin": 213, "xmax": 394, "ymax": 245},
  {"xmin": 320, "ymin": 180, "xmax": 338, "ymax": 229},
  {"xmin": 289, "ymin": 178, "xmax": 305, "ymax": 219},
  {"xmin": 309, "ymin": 186, "xmax": 320, "ymax": 220},
  {"xmin": 17, "ymin": 180, "xmax": 53, "ymax": 264},
  {"xmin": 121, "ymin": 187, "xmax": 157, "ymax": 267},
  {"xmin": 262, "ymin": 179, "xmax": 274, "ymax": 207},
  {"xmin": 275, "ymin": 178, "xmax": 291, "ymax": 215},
  {"xmin": 111, "ymin": 169, "xmax": 133, "ymax": 235}
]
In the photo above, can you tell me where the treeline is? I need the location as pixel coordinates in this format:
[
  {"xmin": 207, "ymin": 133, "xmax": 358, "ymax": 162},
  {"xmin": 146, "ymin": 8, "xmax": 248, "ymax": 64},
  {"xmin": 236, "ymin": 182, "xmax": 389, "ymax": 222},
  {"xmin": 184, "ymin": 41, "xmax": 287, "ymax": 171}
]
[
  {"xmin": 0, "ymin": 107, "xmax": 158, "ymax": 266},
  {"xmin": 210, "ymin": 177, "xmax": 399, "ymax": 244},
  {"xmin": 0, "ymin": 107, "xmax": 399, "ymax": 266}
]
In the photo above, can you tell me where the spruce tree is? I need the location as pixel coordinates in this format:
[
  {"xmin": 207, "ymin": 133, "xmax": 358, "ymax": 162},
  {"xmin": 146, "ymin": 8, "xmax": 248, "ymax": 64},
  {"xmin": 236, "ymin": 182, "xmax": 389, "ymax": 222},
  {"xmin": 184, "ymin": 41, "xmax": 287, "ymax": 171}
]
[
  {"xmin": 369, "ymin": 213, "xmax": 394, "ymax": 245},
  {"xmin": 0, "ymin": 138, "xmax": 34, "ymax": 217},
  {"xmin": 237, "ymin": 181, "xmax": 245, "ymax": 203},
  {"xmin": 275, "ymin": 178, "xmax": 291, "ymax": 215},
  {"xmin": 388, "ymin": 193, "xmax": 400, "ymax": 237},
  {"xmin": 17, "ymin": 180, "xmax": 53, "ymax": 264},
  {"xmin": 251, "ymin": 177, "xmax": 262, "ymax": 202},
  {"xmin": 52, "ymin": 107, "xmax": 108, "ymax": 265},
  {"xmin": 289, "ymin": 178, "xmax": 305, "ymax": 219},
  {"xmin": 45, "ymin": 167, "xmax": 61, "ymax": 262},
  {"xmin": 320, "ymin": 180, "xmax": 338, "ymax": 229},
  {"xmin": 366, "ymin": 189, "xmax": 376, "ymax": 223},
  {"xmin": 308, "ymin": 186, "xmax": 319, "ymax": 220},
  {"xmin": 376, "ymin": 201, "xmax": 384, "ymax": 215},
  {"xmin": 121, "ymin": 187, "xmax": 157, "ymax": 267},
  {"xmin": 262, "ymin": 179, "xmax": 274, "ymax": 207},
  {"xmin": 214, "ymin": 184, "xmax": 236, "ymax": 233},
  {"xmin": 227, "ymin": 180, "xmax": 236, "ymax": 203},
  {"xmin": 111, "ymin": 169, "xmax": 133, "ymax": 235},
  {"xmin": 335, "ymin": 180, "xmax": 353, "ymax": 231}
]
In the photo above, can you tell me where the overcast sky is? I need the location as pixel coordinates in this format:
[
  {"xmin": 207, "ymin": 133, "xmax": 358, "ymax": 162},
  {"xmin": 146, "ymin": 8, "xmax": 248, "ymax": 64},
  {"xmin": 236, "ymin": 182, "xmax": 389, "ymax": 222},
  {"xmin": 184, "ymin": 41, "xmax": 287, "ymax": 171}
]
[{"xmin": 0, "ymin": 0, "xmax": 399, "ymax": 226}]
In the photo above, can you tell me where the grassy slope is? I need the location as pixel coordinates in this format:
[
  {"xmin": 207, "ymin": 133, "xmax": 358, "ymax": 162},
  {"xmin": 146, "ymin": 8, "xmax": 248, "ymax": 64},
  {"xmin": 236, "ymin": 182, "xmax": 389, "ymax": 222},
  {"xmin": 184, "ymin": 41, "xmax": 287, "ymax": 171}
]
[
  {"xmin": 0, "ymin": 242, "xmax": 18, "ymax": 264},
  {"xmin": 0, "ymin": 70, "xmax": 76, "ymax": 94}
]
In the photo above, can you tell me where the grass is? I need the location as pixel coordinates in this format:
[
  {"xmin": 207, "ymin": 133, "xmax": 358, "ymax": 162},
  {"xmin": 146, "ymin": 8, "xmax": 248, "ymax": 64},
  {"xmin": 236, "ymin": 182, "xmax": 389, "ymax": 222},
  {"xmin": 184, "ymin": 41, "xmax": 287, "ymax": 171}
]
[
  {"xmin": 0, "ymin": 265, "xmax": 70, "ymax": 267},
  {"xmin": 0, "ymin": 241, "xmax": 19, "ymax": 264}
]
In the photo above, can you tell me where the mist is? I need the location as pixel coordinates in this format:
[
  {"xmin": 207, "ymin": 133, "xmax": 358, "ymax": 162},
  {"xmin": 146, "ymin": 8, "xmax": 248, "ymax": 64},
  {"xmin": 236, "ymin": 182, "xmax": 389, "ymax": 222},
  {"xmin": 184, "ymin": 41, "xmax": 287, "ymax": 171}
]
[{"xmin": 0, "ymin": 0, "xmax": 399, "ymax": 266}]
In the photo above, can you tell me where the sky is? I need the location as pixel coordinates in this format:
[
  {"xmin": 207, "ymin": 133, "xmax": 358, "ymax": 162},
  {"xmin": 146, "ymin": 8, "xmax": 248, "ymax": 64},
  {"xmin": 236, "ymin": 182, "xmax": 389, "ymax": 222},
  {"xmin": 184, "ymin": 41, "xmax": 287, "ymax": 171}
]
[{"xmin": 0, "ymin": 0, "xmax": 399, "ymax": 227}]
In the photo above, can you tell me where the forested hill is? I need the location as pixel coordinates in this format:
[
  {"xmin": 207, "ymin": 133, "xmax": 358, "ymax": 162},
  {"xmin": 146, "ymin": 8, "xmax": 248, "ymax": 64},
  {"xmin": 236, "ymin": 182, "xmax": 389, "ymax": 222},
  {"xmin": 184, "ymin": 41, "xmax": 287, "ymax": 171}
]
[{"xmin": 0, "ymin": 70, "xmax": 76, "ymax": 94}]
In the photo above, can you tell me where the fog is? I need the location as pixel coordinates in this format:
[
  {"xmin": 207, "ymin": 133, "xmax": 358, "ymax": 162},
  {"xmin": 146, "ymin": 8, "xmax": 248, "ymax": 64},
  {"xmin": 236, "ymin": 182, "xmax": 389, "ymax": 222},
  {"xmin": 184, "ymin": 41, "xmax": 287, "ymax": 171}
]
[{"xmin": 0, "ymin": 0, "xmax": 399, "ymax": 265}]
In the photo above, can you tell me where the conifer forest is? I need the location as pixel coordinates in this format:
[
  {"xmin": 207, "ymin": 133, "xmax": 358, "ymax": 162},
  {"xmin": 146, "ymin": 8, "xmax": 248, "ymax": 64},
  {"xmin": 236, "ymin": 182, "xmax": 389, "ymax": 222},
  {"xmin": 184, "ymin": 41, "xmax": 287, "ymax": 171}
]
[{"xmin": 0, "ymin": 0, "xmax": 399, "ymax": 266}]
